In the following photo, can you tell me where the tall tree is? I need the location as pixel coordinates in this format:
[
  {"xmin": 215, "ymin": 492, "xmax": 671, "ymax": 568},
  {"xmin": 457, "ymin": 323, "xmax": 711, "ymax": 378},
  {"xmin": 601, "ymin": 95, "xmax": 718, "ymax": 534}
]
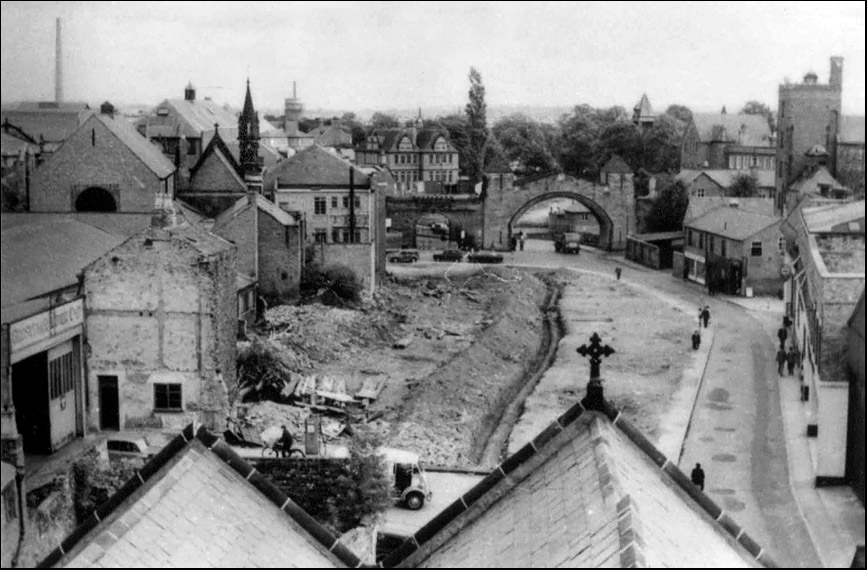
[
  {"xmin": 740, "ymin": 101, "xmax": 776, "ymax": 134},
  {"xmin": 641, "ymin": 114, "xmax": 682, "ymax": 173},
  {"xmin": 465, "ymin": 67, "xmax": 488, "ymax": 183},
  {"xmin": 557, "ymin": 105, "xmax": 600, "ymax": 177},
  {"xmin": 729, "ymin": 172, "xmax": 759, "ymax": 197},
  {"xmin": 430, "ymin": 114, "xmax": 472, "ymax": 178},
  {"xmin": 665, "ymin": 104, "xmax": 693, "ymax": 125},
  {"xmin": 491, "ymin": 113, "xmax": 559, "ymax": 173},
  {"xmin": 370, "ymin": 112, "xmax": 400, "ymax": 130},
  {"xmin": 645, "ymin": 178, "xmax": 690, "ymax": 232}
]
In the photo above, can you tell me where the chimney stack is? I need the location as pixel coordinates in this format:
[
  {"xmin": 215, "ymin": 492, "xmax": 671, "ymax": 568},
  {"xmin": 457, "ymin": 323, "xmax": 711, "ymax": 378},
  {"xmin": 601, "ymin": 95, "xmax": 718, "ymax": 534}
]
[{"xmin": 55, "ymin": 18, "xmax": 63, "ymax": 103}]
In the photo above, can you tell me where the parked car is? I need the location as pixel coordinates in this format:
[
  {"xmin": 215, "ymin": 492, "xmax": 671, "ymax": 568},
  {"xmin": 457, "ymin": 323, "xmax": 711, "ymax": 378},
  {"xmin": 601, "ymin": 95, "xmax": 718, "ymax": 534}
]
[
  {"xmin": 433, "ymin": 249, "xmax": 465, "ymax": 262},
  {"xmin": 387, "ymin": 249, "xmax": 420, "ymax": 263},
  {"xmin": 554, "ymin": 232, "xmax": 581, "ymax": 254},
  {"xmin": 106, "ymin": 435, "xmax": 153, "ymax": 462},
  {"xmin": 467, "ymin": 251, "xmax": 504, "ymax": 264}
]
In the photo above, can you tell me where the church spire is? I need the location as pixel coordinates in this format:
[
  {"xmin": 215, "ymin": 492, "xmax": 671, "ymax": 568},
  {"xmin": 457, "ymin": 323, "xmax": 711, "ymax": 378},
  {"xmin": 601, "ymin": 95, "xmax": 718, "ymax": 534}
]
[{"xmin": 238, "ymin": 78, "xmax": 261, "ymax": 176}]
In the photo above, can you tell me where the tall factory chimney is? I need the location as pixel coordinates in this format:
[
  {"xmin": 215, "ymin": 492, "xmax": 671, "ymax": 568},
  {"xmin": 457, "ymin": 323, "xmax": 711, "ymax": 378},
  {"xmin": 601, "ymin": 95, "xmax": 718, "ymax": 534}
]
[{"xmin": 55, "ymin": 18, "xmax": 63, "ymax": 103}]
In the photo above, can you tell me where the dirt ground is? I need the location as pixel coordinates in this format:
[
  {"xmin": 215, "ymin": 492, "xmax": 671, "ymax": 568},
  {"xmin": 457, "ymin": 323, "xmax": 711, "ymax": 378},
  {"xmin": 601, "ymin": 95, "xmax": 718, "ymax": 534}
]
[{"xmin": 242, "ymin": 268, "xmax": 549, "ymax": 467}]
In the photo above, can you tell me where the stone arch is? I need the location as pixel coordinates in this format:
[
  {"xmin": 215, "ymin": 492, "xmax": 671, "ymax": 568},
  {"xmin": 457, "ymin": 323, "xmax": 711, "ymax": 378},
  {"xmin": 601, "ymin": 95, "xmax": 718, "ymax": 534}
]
[
  {"xmin": 507, "ymin": 191, "xmax": 613, "ymax": 249},
  {"xmin": 75, "ymin": 187, "xmax": 117, "ymax": 212}
]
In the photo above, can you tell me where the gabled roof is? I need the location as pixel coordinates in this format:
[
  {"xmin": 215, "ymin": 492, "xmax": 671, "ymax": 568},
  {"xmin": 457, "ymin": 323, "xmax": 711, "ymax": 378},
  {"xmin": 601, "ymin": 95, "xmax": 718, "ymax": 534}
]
[
  {"xmin": 690, "ymin": 113, "xmax": 772, "ymax": 147},
  {"xmin": 686, "ymin": 207, "xmax": 780, "ymax": 241},
  {"xmin": 190, "ymin": 127, "xmax": 245, "ymax": 185},
  {"xmin": 415, "ymin": 129, "xmax": 456, "ymax": 152},
  {"xmin": 1, "ymin": 102, "xmax": 93, "ymax": 144},
  {"xmin": 1, "ymin": 131, "xmax": 39, "ymax": 156},
  {"xmin": 839, "ymin": 116, "xmax": 865, "ymax": 144},
  {"xmin": 601, "ymin": 154, "xmax": 633, "ymax": 174},
  {"xmin": 41, "ymin": 424, "xmax": 355, "ymax": 568},
  {"xmin": 1, "ymin": 218, "xmax": 124, "ymax": 321},
  {"xmin": 801, "ymin": 200, "xmax": 866, "ymax": 234},
  {"xmin": 685, "ymin": 197, "xmax": 775, "ymax": 224},
  {"xmin": 212, "ymin": 194, "xmax": 296, "ymax": 233},
  {"xmin": 89, "ymin": 113, "xmax": 176, "ymax": 179},
  {"xmin": 697, "ymin": 169, "xmax": 775, "ymax": 189},
  {"xmin": 266, "ymin": 144, "xmax": 371, "ymax": 189},
  {"xmin": 137, "ymin": 98, "xmax": 238, "ymax": 139},
  {"xmin": 790, "ymin": 167, "xmax": 847, "ymax": 196},
  {"xmin": 384, "ymin": 390, "xmax": 770, "ymax": 568}
]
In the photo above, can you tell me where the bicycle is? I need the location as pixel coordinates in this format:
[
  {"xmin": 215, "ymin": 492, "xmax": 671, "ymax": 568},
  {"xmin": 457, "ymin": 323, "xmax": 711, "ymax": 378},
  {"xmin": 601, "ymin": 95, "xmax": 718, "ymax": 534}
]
[{"xmin": 261, "ymin": 441, "xmax": 306, "ymax": 458}]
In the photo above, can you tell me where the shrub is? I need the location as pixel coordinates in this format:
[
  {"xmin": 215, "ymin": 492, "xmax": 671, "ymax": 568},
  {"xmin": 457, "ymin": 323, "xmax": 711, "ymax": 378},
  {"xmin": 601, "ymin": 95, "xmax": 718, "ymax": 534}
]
[
  {"xmin": 72, "ymin": 456, "xmax": 138, "ymax": 523},
  {"xmin": 329, "ymin": 431, "xmax": 393, "ymax": 531},
  {"xmin": 301, "ymin": 263, "xmax": 362, "ymax": 305}
]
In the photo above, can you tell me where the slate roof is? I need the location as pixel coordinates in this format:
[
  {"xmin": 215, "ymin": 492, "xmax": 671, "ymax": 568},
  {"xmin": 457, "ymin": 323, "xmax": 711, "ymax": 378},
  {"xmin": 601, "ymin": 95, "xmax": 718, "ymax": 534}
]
[
  {"xmin": 136, "ymin": 98, "xmax": 239, "ymax": 139},
  {"xmin": 42, "ymin": 424, "xmax": 355, "ymax": 568},
  {"xmin": 801, "ymin": 200, "xmax": 866, "ymax": 234},
  {"xmin": 89, "ymin": 113, "xmax": 176, "ymax": 179},
  {"xmin": 0, "ymin": 102, "xmax": 93, "ymax": 143},
  {"xmin": 690, "ymin": 113, "xmax": 772, "ymax": 147},
  {"xmin": 684, "ymin": 197, "xmax": 775, "ymax": 224},
  {"xmin": 0, "ymin": 212, "xmax": 153, "ymax": 237},
  {"xmin": 266, "ymin": 144, "xmax": 371, "ymax": 189},
  {"xmin": 839, "ymin": 116, "xmax": 865, "ymax": 144},
  {"xmin": 700, "ymin": 169, "xmax": 775, "ymax": 189},
  {"xmin": 212, "ymin": 194, "xmax": 296, "ymax": 233},
  {"xmin": 225, "ymin": 139, "xmax": 282, "ymax": 170},
  {"xmin": 415, "ymin": 129, "xmax": 456, "ymax": 152},
  {"xmin": 0, "ymin": 131, "xmax": 39, "ymax": 156},
  {"xmin": 384, "ymin": 392, "xmax": 770, "ymax": 568},
  {"xmin": 790, "ymin": 167, "xmax": 847, "ymax": 195},
  {"xmin": 190, "ymin": 128, "xmax": 244, "ymax": 185},
  {"xmin": 1, "ymin": 218, "xmax": 124, "ymax": 322},
  {"xmin": 633, "ymin": 93, "xmax": 656, "ymax": 122},
  {"xmin": 686, "ymin": 207, "xmax": 780, "ymax": 241}
]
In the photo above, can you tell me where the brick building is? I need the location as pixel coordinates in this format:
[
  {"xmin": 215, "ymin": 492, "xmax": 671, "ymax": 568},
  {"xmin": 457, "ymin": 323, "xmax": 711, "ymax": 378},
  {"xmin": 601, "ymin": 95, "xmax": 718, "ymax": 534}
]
[
  {"xmin": 136, "ymin": 83, "xmax": 239, "ymax": 174},
  {"xmin": 30, "ymin": 103, "xmax": 176, "ymax": 214},
  {"xmin": 681, "ymin": 112, "xmax": 774, "ymax": 171},
  {"xmin": 679, "ymin": 201, "xmax": 784, "ymax": 295},
  {"xmin": 782, "ymin": 200, "xmax": 865, "ymax": 485},
  {"xmin": 211, "ymin": 193, "xmax": 302, "ymax": 306},
  {"xmin": 180, "ymin": 126, "xmax": 248, "ymax": 217},
  {"xmin": 83, "ymin": 222, "xmax": 237, "ymax": 433},
  {"xmin": 355, "ymin": 114, "xmax": 460, "ymax": 191},
  {"xmin": 678, "ymin": 168, "xmax": 777, "ymax": 200}
]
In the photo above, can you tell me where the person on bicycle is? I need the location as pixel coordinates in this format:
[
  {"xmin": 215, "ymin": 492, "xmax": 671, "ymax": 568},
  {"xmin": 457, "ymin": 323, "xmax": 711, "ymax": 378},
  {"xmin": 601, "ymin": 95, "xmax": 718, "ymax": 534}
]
[{"xmin": 277, "ymin": 425, "xmax": 294, "ymax": 458}]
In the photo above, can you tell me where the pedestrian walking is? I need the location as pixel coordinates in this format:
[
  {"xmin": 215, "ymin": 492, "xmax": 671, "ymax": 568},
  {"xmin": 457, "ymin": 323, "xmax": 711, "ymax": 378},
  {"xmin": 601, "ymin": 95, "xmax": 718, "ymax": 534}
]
[
  {"xmin": 519, "ymin": 232, "xmax": 526, "ymax": 251},
  {"xmin": 691, "ymin": 330, "xmax": 701, "ymax": 350},
  {"xmin": 615, "ymin": 267, "xmax": 622, "ymax": 280},
  {"xmin": 776, "ymin": 348, "xmax": 787, "ymax": 375},
  {"xmin": 690, "ymin": 463, "xmax": 706, "ymax": 491},
  {"xmin": 777, "ymin": 326, "xmax": 788, "ymax": 351},
  {"xmin": 701, "ymin": 306, "xmax": 710, "ymax": 328},
  {"xmin": 698, "ymin": 307, "xmax": 703, "ymax": 328},
  {"xmin": 786, "ymin": 346, "xmax": 798, "ymax": 376}
]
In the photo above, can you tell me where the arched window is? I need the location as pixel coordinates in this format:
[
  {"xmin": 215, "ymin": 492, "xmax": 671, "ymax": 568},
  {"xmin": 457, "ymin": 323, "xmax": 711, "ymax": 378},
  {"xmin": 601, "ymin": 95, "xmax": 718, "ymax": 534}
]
[{"xmin": 75, "ymin": 187, "xmax": 117, "ymax": 212}]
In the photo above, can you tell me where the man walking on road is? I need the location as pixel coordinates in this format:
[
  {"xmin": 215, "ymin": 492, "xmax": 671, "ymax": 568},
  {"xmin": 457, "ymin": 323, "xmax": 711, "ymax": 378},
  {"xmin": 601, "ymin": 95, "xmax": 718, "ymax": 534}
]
[
  {"xmin": 701, "ymin": 306, "xmax": 710, "ymax": 328},
  {"xmin": 692, "ymin": 330, "xmax": 701, "ymax": 350},
  {"xmin": 777, "ymin": 325, "xmax": 788, "ymax": 351},
  {"xmin": 615, "ymin": 266, "xmax": 622, "ymax": 280},
  {"xmin": 787, "ymin": 346, "xmax": 799, "ymax": 376},
  {"xmin": 776, "ymin": 348, "xmax": 787, "ymax": 375},
  {"xmin": 690, "ymin": 463, "xmax": 705, "ymax": 491}
]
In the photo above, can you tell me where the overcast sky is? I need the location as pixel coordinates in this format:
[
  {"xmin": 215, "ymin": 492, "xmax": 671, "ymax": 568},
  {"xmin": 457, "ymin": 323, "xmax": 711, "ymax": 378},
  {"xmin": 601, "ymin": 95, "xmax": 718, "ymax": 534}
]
[{"xmin": 1, "ymin": 1, "xmax": 865, "ymax": 117}]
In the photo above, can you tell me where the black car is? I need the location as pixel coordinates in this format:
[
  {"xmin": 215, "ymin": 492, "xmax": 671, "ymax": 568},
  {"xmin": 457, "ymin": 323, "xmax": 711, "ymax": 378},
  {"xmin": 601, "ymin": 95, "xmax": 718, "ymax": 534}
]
[
  {"xmin": 466, "ymin": 251, "xmax": 504, "ymax": 264},
  {"xmin": 433, "ymin": 249, "xmax": 465, "ymax": 262},
  {"xmin": 387, "ymin": 249, "xmax": 420, "ymax": 263}
]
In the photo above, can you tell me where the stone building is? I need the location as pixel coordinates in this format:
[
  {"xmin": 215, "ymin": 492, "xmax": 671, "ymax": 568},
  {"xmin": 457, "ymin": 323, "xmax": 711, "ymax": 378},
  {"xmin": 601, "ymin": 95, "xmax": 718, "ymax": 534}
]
[
  {"xmin": 180, "ymin": 127, "xmax": 248, "ymax": 217},
  {"xmin": 211, "ymin": 193, "xmax": 302, "ymax": 306},
  {"xmin": 835, "ymin": 115, "xmax": 865, "ymax": 196},
  {"xmin": 846, "ymin": 290, "xmax": 865, "ymax": 504},
  {"xmin": 135, "ymin": 83, "xmax": 239, "ymax": 173},
  {"xmin": 310, "ymin": 120, "xmax": 352, "ymax": 148},
  {"xmin": 83, "ymin": 221, "xmax": 237, "ymax": 432},
  {"xmin": 681, "ymin": 112, "xmax": 774, "ymax": 171},
  {"xmin": 29, "ymin": 103, "xmax": 176, "ymax": 213},
  {"xmin": 680, "ymin": 202, "xmax": 784, "ymax": 295},
  {"xmin": 677, "ymin": 168, "xmax": 777, "ymax": 200},
  {"xmin": 782, "ymin": 199, "xmax": 865, "ymax": 485},
  {"xmin": 355, "ymin": 114, "xmax": 460, "ymax": 191},
  {"xmin": 0, "ymin": 101, "xmax": 92, "ymax": 154},
  {"xmin": 776, "ymin": 57, "xmax": 844, "ymax": 212}
]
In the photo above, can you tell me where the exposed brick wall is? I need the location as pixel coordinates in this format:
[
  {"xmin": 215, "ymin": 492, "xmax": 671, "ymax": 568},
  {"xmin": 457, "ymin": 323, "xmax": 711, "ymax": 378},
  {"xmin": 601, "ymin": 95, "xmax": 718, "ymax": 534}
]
[
  {"xmin": 212, "ymin": 200, "xmax": 258, "ymax": 281},
  {"xmin": 258, "ymin": 211, "xmax": 301, "ymax": 301},
  {"xmin": 30, "ymin": 116, "xmax": 169, "ymax": 213},
  {"xmin": 312, "ymin": 243, "xmax": 376, "ymax": 291},
  {"xmin": 83, "ymin": 228, "xmax": 237, "ymax": 432}
]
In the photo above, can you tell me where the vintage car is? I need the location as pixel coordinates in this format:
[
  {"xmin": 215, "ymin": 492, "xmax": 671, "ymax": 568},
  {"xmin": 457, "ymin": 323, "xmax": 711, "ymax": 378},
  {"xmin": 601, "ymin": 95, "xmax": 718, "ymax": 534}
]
[
  {"xmin": 554, "ymin": 232, "xmax": 581, "ymax": 254},
  {"xmin": 433, "ymin": 249, "xmax": 465, "ymax": 262},
  {"xmin": 466, "ymin": 251, "xmax": 504, "ymax": 264},
  {"xmin": 386, "ymin": 249, "xmax": 420, "ymax": 263}
]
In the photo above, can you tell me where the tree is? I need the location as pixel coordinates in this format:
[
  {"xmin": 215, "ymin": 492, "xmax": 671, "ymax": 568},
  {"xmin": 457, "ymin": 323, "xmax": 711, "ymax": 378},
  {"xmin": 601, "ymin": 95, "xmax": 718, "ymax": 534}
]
[
  {"xmin": 339, "ymin": 112, "xmax": 367, "ymax": 146},
  {"xmin": 329, "ymin": 431, "xmax": 393, "ymax": 532},
  {"xmin": 645, "ymin": 178, "xmax": 689, "ymax": 232},
  {"xmin": 370, "ymin": 112, "xmax": 400, "ymax": 130},
  {"xmin": 491, "ymin": 113, "xmax": 559, "ymax": 173},
  {"xmin": 465, "ymin": 67, "xmax": 488, "ymax": 183},
  {"xmin": 740, "ymin": 100, "xmax": 776, "ymax": 134},
  {"xmin": 641, "ymin": 114, "xmax": 682, "ymax": 173},
  {"xmin": 665, "ymin": 104, "xmax": 693, "ymax": 125},
  {"xmin": 557, "ymin": 105, "xmax": 600, "ymax": 177},
  {"xmin": 729, "ymin": 172, "xmax": 759, "ymax": 197},
  {"xmin": 595, "ymin": 121, "xmax": 642, "ymax": 170},
  {"xmin": 430, "ymin": 113, "xmax": 472, "ymax": 178}
]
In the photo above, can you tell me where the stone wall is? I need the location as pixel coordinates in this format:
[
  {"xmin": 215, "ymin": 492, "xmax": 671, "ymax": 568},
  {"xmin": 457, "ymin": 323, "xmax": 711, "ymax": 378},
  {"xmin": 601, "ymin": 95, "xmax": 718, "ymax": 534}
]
[
  {"xmin": 258, "ymin": 210, "xmax": 302, "ymax": 301},
  {"xmin": 743, "ymin": 222, "xmax": 785, "ymax": 295},
  {"xmin": 212, "ymin": 198, "xmax": 258, "ymax": 281},
  {"xmin": 30, "ymin": 116, "xmax": 167, "ymax": 213},
  {"xmin": 311, "ymin": 243, "xmax": 376, "ymax": 292}
]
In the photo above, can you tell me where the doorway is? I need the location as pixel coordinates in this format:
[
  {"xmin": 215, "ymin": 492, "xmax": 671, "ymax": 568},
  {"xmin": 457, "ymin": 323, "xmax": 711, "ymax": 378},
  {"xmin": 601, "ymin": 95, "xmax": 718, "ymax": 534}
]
[
  {"xmin": 12, "ymin": 352, "xmax": 50, "ymax": 454},
  {"xmin": 98, "ymin": 375, "xmax": 120, "ymax": 430}
]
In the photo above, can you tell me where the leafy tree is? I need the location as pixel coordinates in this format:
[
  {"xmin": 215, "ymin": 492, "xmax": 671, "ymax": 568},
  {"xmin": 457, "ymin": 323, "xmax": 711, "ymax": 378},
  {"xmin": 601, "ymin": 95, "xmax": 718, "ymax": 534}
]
[
  {"xmin": 491, "ymin": 113, "xmax": 559, "ymax": 173},
  {"xmin": 645, "ymin": 178, "xmax": 689, "ymax": 232},
  {"xmin": 329, "ymin": 431, "xmax": 393, "ymax": 532},
  {"xmin": 465, "ymin": 67, "xmax": 488, "ymax": 183},
  {"xmin": 729, "ymin": 172, "xmax": 759, "ymax": 197},
  {"xmin": 557, "ymin": 105, "xmax": 600, "ymax": 177},
  {"xmin": 595, "ymin": 121, "xmax": 642, "ymax": 170},
  {"xmin": 665, "ymin": 104, "xmax": 693, "ymax": 125},
  {"xmin": 740, "ymin": 100, "xmax": 776, "ymax": 134},
  {"xmin": 641, "ymin": 114, "xmax": 681, "ymax": 173},
  {"xmin": 339, "ymin": 112, "xmax": 367, "ymax": 146},
  {"xmin": 430, "ymin": 114, "xmax": 472, "ymax": 178},
  {"xmin": 370, "ymin": 112, "xmax": 400, "ymax": 130}
]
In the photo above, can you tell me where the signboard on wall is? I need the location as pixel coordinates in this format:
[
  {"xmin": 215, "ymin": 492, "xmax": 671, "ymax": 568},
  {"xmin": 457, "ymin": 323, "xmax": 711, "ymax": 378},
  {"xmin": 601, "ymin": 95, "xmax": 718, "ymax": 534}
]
[{"xmin": 10, "ymin": 299, "xmax": 84, "ymax": 356}]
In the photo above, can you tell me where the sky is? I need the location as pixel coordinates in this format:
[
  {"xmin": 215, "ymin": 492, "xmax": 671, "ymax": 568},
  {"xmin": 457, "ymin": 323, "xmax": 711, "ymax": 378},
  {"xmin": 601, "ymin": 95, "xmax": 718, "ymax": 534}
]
[{"xmin": 1, "ymin": 1, "xmax": 865, "ymax": 118}]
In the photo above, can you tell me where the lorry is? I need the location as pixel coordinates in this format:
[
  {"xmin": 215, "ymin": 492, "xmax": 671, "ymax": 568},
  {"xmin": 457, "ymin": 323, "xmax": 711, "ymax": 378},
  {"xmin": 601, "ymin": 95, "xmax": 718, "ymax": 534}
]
[
  {"xmin": 327, "ymin": 445, "xmax": 433, "ymax": 510},
  {"xmin": 554, "ymin": 232, "xmax": 581, "ymax": 254}
]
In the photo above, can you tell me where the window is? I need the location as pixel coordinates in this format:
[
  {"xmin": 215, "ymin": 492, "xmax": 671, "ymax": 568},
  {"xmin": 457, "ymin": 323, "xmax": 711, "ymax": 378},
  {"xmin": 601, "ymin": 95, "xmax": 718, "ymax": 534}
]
[
  {"xmin": 696, "ymin": 188, "xmax": 705, "ymax": 198},
  {"xmin": 186, "ymin": 139, "xmax": 196, "ymax": 155},
  {"xmin": 687, "ymin": 229, "xmax": 693, "ymax": 247},
  {"xmin": 354, "ymin": 197, "xmax": 361, "ymax": 208},
  {"xmin": 154, "ymin": 383, "xmax": 183, "ymax": 411},
  {"xmin": 314, "ymin": 197, "xmax": 327, "ymax": 215},
  {"xmin": 49, "ymin": 350, "xmax": 75, "ymax": 400},
  {"xmin": 698, "ymin": 233, "xmax": 704, "ymax": 249},
  {"xmin": 343, "ymin": 196, "xmax": 350, "ymax": 208},
  {"xmin": 331, "ymin": 196, "xmax": 338, "ymax": 208},
  {"xmin": 314, "ymin": 229, "xmax": 327, "ymax": 244},
  {"xmin": 750, "ymin": 241, "xmax": 763, "ymax": 257},
  {"xmin": 721, "ymin": 239, "xmax": 727, "ymax": 257},
  {"xmin": 778, "ymin": 237, "xmax": 786, "ymax": 252}
]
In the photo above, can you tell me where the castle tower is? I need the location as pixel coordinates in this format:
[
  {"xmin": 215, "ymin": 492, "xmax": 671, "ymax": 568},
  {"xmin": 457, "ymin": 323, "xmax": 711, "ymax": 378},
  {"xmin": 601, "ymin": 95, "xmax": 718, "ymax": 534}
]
[
  {"xmin": 238, "ymin": 79, "xmax": 261, "ymax": 179},
  {"xmin": 775, "ymin": 56, "xmax": 843, "ymax": 213}
]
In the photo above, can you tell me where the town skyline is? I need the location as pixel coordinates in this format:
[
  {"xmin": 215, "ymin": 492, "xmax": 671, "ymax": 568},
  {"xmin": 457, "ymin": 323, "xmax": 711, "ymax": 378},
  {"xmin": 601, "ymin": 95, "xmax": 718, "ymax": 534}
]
[{"xmin": 1, "ymin": 1, "xmax": 865, "ymax": 118}]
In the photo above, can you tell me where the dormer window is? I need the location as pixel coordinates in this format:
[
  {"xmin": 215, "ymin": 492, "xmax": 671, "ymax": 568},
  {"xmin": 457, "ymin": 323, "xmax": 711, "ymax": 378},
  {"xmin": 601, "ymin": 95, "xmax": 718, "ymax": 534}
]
[{"xmin": 157, "ymin": 107, "xmax": 169, "ymax": 116}]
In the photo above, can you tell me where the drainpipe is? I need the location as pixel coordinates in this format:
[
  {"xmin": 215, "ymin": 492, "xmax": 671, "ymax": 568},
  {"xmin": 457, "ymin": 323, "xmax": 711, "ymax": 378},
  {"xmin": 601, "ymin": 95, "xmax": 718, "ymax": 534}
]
[{"xmin": 349, "ymin": 167, "xmax": 356, "ymax": 243}]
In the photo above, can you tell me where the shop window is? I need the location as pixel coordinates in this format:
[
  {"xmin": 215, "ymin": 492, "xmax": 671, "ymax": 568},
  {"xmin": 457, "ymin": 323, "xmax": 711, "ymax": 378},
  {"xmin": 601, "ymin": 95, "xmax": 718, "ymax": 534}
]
[
  {"xmin": 154, "ymin": 383, "xmax": 183, "ymax": 411},
  {"xmin": 49, "ymin": 351, "xmax": 75, "ymax": 400},
  {"xmin": 751, "ymin": 241, "xmax": 763, "ymax": 257}
]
